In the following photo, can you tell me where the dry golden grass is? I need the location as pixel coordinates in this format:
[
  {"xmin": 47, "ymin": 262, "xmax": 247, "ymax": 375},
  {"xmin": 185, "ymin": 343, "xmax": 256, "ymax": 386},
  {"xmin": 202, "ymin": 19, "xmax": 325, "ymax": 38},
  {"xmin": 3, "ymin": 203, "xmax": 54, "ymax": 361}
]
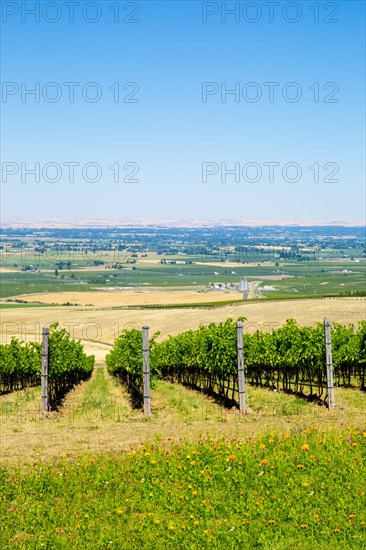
[
  {"xmin": 1, "ymin": 297, "xmax": 364, "ymax": 358},
  {"xmin": 15, "ymin": 289, "xmax": 240, "ymax": 307}
]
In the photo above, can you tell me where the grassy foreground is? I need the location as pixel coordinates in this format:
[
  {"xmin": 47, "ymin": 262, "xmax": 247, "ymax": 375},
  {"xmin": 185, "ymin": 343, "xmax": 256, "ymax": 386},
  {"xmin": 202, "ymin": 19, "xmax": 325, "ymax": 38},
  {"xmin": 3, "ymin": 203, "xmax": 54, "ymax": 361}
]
[{"xmin": 1, "ymin": 426, "xmax": 365, "ymax": 549}]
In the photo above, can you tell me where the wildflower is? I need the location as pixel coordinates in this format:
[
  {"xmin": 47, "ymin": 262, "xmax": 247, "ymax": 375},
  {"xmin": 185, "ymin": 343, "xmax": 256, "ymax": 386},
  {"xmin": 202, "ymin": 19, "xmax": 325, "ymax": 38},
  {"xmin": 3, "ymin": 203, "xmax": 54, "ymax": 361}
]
[
  {"xmin": 260, "ymin": 444, "xmax": 266, "ymax": 450},
  {"xmin": 115, "ymin": 509, "xmax": 123, "ymax": 515},
  {"xmin": 268, "ymin": 519, "xmax": 276, "ymax": 524},
  {"xmin": 168, "ymin": 525, "xmax": 175, "ymax": 530},
  {"xmin": 192, "ymin": 490, "xmax": 198, "ymax": 496},
  {"xmin": 284, "ymin": 434, "xmax": 291, "ymax": 440},
  {"xmin": 190, "ymin": 461, "xmax": 196, "ymax": 466},
  {"xmin": 314, "ymin": 514, "xmax": 319, "ymax": 519},
  {"xmin": 301, "ymin": 444, "xmax": 309, "ymax": 451},
  {"xmin": 300, "ymin": 524, "xmax": 308, "ymax": 528},
  {"xmin": 297, "ymin": 464, "xmax": 304, "ymax": 469},
  {"xmin": 333, "ymin": 528, "xmax": 340, "ymax": 533},
  {"xmin": 228, "ymin": 455, "xmax": 236, "ymax": 461},
  {"xmin": 193, "ymin": 521, "xmax": 199, "ymax": 526},
  {"xmin": 154, "ymin": 520, "xmax": 160, "ymax": 524},
  {"xmin": 349, "ymin": 514, "xmax": 356, "ymax": 518},
  {"xmin": 269, "ymin": 439, "xmax": 274, "ymax": 444},
  {"xmin": 261, "ymin": 459, "xmax": 268, "ymax": 466}
]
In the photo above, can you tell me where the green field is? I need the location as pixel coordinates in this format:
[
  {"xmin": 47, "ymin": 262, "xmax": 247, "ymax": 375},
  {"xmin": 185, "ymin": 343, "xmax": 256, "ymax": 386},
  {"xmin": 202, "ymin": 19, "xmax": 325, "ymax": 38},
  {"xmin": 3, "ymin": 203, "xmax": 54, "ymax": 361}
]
[
  {"xmin": 0, "ymin": 302, "xmax": 59, "ymax": 309},
  {"xmin": 1, "ymin": 426, "xmax": 365, "ymax": 549}
]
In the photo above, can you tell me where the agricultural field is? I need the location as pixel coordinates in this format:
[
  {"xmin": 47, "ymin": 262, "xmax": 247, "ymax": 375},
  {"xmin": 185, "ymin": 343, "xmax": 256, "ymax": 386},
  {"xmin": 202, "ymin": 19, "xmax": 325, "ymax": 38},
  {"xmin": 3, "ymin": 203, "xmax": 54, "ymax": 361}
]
[
  {"xmin": 0, "ymin": 260, "xmax": 365, "ymax": 299},
  {"xmin": 0, "ymin": 225, "xmax": 365, "ymax": 301}
]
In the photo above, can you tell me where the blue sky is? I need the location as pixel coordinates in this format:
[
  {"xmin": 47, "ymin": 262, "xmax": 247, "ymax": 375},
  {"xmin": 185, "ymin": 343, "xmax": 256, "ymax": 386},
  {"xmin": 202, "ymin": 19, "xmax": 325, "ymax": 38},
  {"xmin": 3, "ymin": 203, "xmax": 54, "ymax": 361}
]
[{"xmin": 1, "ymin": 0, "xmax": 365, "ymax": 223}]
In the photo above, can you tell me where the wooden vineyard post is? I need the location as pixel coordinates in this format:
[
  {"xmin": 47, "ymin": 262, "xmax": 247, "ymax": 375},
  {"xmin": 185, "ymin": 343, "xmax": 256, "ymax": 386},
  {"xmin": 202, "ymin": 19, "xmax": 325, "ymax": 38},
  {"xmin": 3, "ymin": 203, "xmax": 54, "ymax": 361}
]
[
  {"xmin": 236, "ymin": 321, "xmax": 247, "ymax": 412},
  {"xmin": 41, "ymin": 327, "xmax": 49, "ymax": 412},
  {"xmin": 142, "ymin": 325, "xmax": 151, "ymax": 417},
  {"xmin": 324, "ymin": 318, "xmax": 335, "ymax": 411}
]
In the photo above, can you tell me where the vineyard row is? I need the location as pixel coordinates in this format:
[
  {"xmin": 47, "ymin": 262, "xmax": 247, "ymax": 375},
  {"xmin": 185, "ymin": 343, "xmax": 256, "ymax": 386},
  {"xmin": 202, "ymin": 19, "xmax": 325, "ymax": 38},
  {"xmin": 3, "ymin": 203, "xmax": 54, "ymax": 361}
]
[{"xmin": 106, "ymin": 318, "xmax": 366, "ymax": 412}]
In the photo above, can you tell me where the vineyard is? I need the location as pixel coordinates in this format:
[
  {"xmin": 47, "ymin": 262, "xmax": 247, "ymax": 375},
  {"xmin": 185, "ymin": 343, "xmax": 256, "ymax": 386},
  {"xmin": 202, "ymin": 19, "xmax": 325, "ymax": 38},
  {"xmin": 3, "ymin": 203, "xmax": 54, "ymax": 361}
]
[
  {"xmin": 1, "ymin": 317, "xmax": 366, "ymax": 549},
  {"xmin": 0, "ymin": 323, "xmax": 94, "ymax": 408},
  {"xmin": 107, "ymin": 318, "xmax": 366, "ymax": 409},
  {"xmin": 1, "ymin": 317, "xmax": 364, "ymax": 413}
]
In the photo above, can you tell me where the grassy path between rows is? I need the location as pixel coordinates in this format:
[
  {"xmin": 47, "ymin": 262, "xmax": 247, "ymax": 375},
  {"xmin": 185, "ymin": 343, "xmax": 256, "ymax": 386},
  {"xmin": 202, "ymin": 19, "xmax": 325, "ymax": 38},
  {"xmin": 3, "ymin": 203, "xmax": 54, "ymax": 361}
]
[
  {"xmin": 62, "ymin": 365, "xmax": 136, "ymax": 424},
  {"xmin": 1, "ymin": 365, "xmax": 365, "ymax": 466}
]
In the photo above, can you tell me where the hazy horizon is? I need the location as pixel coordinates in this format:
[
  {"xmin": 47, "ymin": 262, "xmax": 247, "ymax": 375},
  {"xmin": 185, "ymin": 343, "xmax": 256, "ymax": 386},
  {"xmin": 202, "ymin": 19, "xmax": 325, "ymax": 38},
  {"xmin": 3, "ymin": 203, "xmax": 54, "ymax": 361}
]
[{"xmin": 1, "ymin": 216, "xmax": 365, "ymax": 230}]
